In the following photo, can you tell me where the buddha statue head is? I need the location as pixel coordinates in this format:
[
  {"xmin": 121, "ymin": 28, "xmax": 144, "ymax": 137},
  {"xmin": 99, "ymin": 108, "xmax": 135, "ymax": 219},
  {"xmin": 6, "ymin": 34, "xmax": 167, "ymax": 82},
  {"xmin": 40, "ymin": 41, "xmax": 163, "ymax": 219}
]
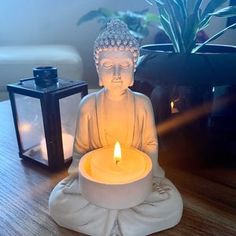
[{"xmin": 94, "ymin": 19, "xmax": 139, "ymax": 93}]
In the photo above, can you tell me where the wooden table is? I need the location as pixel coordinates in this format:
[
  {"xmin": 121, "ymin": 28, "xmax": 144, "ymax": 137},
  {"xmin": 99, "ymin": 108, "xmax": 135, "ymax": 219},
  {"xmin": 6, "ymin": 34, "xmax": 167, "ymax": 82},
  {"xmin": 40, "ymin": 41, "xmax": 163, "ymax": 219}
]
[
  {"xmin": 0, "ymin": 100, "xmax": 80, "ymax": 235},
  {"xmin": 0, "ymin": 100, "xmax": 236, "ymax": 236}
]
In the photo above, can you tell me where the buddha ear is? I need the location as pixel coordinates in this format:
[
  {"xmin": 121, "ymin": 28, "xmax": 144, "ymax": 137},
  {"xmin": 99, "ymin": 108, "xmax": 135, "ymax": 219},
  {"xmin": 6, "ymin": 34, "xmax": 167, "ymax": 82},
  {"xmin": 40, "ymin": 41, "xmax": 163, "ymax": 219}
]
[
  {"xmin": 129, "ymin": 78, "xmax": 134, "ymax": 87},
  {"xmin": 99, "ymin": 78, "xmax": 103, "ymax": 87},
  {"xmin": 96, "ymin": 66, "xmax": 103, "ymax": 86},
  {"xmin": 96, "ymin": 65, "xmax": 99, "ymax": 74},
  {"xmin": 129, "ymin": 81, "xmax": 134, "ymax": 87},
  {"xmin": 129, "ymin": 67, "xmax": 136, "ymax": 86}
]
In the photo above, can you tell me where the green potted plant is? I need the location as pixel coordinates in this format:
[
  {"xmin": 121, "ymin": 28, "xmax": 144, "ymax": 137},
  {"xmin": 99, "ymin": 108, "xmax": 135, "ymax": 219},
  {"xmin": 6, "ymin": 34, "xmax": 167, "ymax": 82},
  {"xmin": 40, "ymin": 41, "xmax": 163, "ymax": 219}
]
[
  {"xmin": 145, "ymin": 0, "xmax": 236, "ymax": 53},
  {"xmin": 134, "ymin": 0, "xmax": 236, "ymax": 117},
  {"xmin": 134, "ymin": 0, "xmax": 236, "ymax": 166},
  {"xmin": 77, "ymin": 8, "xmax": 159, "ymax": 43}
]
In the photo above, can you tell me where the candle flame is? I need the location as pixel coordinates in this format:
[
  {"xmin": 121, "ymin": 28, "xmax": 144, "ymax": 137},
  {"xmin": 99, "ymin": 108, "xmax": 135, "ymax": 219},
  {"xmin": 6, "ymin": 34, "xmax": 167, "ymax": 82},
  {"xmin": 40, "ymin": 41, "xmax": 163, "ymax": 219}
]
[
  {"xmin": 170, "ymin": 101, "xmax": 174, "ymax": 109},
  {"xmin": 20, "ymin": 123, "xmax": 31, "ymax": 132},
  {"xmin": 113, "ymin": 141, "xmax": 122, "ymax": 165}
]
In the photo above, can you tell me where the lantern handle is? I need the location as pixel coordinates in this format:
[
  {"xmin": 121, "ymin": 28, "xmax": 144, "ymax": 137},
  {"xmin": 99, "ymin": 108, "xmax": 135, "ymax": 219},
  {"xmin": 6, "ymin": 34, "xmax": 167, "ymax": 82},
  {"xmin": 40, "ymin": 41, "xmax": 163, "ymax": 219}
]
[{"xmin": 19, "ymin": 77, "xmax": 35, "ymax": 85}]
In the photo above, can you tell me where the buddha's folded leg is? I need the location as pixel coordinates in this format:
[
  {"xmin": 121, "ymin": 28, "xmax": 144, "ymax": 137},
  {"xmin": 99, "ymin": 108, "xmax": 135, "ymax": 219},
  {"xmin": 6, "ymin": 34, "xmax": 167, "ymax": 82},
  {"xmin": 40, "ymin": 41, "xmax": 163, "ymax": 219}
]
[
  {"xmin": 49, "ymin": 176, "xmax": 118, "ymax": 236},
  {"xmin": 117, "ymin": 178, "xmax": 183, "ymax": 236},
  {"xmin": 49, "ymin": 176, "xmax": 182, "ymax": 236}
]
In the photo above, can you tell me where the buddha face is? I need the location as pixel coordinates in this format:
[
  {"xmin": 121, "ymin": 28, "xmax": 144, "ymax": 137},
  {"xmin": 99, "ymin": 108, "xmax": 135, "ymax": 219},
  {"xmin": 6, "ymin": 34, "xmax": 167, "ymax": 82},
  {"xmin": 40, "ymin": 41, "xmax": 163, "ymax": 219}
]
[{"xmin": 97, "ymin": 50, "xmax": 134, "ymax": 93}]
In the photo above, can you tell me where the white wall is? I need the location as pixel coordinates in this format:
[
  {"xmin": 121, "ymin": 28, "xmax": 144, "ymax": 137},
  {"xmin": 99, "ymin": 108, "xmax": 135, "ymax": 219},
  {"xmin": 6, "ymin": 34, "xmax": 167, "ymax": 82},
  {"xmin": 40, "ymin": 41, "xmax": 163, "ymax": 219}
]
[
  {"xmin": 0, "ymin": 0, "xmax": 155, "ymax": 87},
  {"xmin": 0, "ymin": 0, "xmax": 235, "ymax": 88}
]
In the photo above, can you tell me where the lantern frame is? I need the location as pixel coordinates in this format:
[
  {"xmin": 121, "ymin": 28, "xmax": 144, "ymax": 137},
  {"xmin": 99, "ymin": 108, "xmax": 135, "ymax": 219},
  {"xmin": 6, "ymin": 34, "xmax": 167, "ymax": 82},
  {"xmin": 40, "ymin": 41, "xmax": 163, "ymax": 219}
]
[{"xmin": 7, "ymin": 77, "xmax": 88, "ymax": 170}]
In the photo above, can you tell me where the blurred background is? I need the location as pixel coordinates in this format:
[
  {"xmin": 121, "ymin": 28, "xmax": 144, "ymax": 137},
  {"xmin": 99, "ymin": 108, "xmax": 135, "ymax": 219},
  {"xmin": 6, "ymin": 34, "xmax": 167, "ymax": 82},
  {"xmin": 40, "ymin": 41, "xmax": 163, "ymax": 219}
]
[{"xmin": 0, "ymin": 0, "xmax": 235, "ymax": 88}]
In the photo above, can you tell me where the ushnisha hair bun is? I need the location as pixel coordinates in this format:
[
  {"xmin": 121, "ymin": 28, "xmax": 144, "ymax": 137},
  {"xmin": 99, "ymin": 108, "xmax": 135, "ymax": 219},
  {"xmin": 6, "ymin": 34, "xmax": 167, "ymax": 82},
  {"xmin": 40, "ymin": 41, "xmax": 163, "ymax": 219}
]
[{"xmin": 94, "ymin": 19, "xmax": 140, "ymax": 70}]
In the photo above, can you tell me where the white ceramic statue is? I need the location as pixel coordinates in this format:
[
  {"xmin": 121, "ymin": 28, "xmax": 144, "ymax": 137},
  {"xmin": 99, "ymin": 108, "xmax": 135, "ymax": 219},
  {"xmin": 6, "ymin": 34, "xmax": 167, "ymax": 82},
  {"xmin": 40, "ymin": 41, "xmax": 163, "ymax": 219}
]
[{"xmin": 49, "ymin": 19, "xmax": 183, "ymax": 236}]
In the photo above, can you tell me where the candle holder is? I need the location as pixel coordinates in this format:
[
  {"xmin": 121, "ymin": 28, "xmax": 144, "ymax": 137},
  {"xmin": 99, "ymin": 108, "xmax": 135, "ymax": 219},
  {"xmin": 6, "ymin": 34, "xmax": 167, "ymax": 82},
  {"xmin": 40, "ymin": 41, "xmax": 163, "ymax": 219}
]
[
  {"xmin": 7, "ymin": 66, "xmax": 88, "ymax": 170},
  {"xmin": 79, "ymin": 145, "xmax": 152, "ymax": 209}
]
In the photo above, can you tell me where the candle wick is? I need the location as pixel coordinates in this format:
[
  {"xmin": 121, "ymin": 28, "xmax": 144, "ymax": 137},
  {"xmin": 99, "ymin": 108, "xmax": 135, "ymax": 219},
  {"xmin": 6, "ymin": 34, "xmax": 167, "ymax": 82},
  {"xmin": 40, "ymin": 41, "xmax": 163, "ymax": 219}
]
[{"xmin": 115, "ymin": 159, "xmax": 120, "ymax": 165}]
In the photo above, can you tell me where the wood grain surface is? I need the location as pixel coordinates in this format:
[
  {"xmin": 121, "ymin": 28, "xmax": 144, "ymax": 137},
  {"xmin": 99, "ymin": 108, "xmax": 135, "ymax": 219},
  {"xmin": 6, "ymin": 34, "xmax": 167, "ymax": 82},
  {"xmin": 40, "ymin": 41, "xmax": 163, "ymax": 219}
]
[{"xmin": 0, "ymin": 100, "xmax": 235, "ymax": 236}]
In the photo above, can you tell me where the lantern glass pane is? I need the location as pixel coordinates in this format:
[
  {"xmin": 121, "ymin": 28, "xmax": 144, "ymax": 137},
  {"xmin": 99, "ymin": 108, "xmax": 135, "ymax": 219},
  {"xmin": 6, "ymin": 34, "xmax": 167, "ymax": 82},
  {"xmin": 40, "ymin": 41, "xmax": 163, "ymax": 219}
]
[
  {"xmin": 14, "ymin": 94, "xmax": 48, "ymax": 163},
  {"xmin": 59, "ymin": 93, "xmax": 81, "ymax": 160}
]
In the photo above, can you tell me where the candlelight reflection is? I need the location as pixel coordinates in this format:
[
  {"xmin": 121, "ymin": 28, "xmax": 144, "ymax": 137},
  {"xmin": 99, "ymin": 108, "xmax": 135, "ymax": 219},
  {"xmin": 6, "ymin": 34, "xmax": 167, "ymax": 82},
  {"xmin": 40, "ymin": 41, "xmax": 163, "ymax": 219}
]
[{"xmin": 19, "ymin": 123, "xmax": 31, "ymax": 132}]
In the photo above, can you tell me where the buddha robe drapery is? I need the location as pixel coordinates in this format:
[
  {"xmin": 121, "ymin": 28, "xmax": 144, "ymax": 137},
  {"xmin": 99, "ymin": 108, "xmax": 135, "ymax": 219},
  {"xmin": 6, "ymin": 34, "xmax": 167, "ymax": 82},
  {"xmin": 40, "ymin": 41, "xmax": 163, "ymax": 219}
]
[{"xmin": 49, "ymin": 88, "xmax": 183, "ymax": 236}]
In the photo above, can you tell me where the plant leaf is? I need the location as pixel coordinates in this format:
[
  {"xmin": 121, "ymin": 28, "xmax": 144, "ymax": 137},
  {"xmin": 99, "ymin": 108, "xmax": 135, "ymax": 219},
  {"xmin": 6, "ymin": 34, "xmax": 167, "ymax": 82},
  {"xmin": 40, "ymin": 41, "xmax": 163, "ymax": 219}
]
[
  {"xmin": 193, "ymin": 0, "xmax": 203, "ymax": 15},
  {"xmin": 153, "ymin": 0, "xmax": 164, "ymax": 5},
  {"xmin": 183, "ymin": 12, "xmax": 199, "ymax": 53},
  {"xmin": 134, "ymin": 8, "xmax": 149, "ymax": 15},
  {"xmin": 145, "ymin": 0, "xmax": 154, "ymax": 5},
  {"xmin": 166, "ymin": 0, "xmax": 185, "ymax": 52},
  {"xmin": 129, "ymin": 30, "xmax": 148, "ymax": 39},
  {"xmin": 175, "ymin": 0, "xmax": 187, "ymax": 18},
  {"xmin": 170, "ymin": 0, "xmax": 187, "ymax": 28},
  {"xmin": 202, "ymin": 0, "xmax": 228, "ymax": 18},
  {"xmin": 209, "ymin": 6, "xmax": 236, "ymax": 18},
  {"xmin": 158, "ymin": 7, "xmax": 179, "ymax": 52},
  {"xmin": 145, "ymin": 0, "xmax": 164, "ymax": 7},
  {"xmin": 180, "ymin": 0, "xmax": 203, "ymax": 52},
  {"xmin": 199, "ymin": 5, "xmax": 236, "ymax": 30},
  {"xmin": 145, "ymin": 13, "xmax": 160, "ymax": 26},
  {"xmin": 199, "ymin": 15, "xmax": 211, "ymax": 30},
  {"xmin": 192, "ymin": 22, "xmax": 236, "ymax": 53},
  {"xmin": 77, "ymin": 8, "xmax": 114, "ymax": 26},
  {"xmin": 200, "ymin": 0, "xmax": 227, "ymax": 29}
]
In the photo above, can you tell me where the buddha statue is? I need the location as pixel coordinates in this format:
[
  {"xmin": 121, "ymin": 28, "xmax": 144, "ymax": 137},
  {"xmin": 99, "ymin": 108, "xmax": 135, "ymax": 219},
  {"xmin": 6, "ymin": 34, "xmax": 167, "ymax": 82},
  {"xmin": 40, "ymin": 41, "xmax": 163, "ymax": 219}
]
[{"xmin": 49, "ymin": 19, "xmax": 183, "ymax": 236}]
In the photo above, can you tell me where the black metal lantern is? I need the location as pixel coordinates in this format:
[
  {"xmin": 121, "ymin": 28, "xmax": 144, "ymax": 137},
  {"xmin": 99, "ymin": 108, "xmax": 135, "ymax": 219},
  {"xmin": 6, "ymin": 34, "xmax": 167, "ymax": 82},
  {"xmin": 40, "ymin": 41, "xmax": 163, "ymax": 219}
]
[{"xmin": 7, "ymin": 66, "xmax": 88, "ymax": 170}]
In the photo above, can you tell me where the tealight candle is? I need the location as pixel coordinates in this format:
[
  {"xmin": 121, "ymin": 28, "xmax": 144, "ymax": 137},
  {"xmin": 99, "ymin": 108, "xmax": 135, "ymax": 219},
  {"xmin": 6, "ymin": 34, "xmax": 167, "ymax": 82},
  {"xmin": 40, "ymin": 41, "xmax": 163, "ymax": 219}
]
[
  {"xmin": 90, "ymin": 142, "xmax": 148, "ymax": 184},
  {"xmin": 41, "ymin": 133, "xmax": 74, "ymax": 160},
  {"xmin": 79, "ymin": 142, "xmax": 152, "ymax": 209}
]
